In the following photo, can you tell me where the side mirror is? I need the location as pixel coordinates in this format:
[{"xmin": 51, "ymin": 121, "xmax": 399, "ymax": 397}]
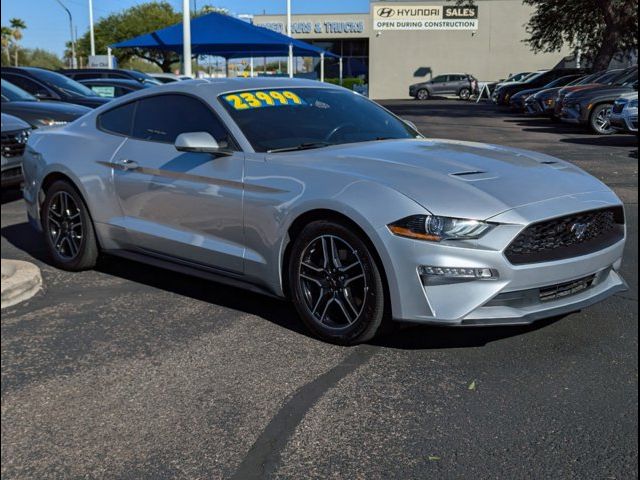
[{"xmin": 175, "ymin": 132, "xmax": 231, "ymax": 155}]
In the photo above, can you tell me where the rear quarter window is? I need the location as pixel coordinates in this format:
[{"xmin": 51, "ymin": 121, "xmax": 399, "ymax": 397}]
[{"xmin": 98, "ymin": 101, "xmax": 136, "ymax": 136}]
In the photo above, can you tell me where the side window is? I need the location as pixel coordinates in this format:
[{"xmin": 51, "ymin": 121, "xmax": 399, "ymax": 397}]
[
  {"xmin": 432, "ymin": 75, "xmax": 447, "ymax": 83},
  {"xmin": 3, "ymin": 74, "xmax": 50, "ymax": 97},
  {"xmin": 132, "ymin": 94, "xmax": 232, "ymax": 147},
  {"xmin": 98, "ymin": 101, "xmax": 137, "ymax": 136}
]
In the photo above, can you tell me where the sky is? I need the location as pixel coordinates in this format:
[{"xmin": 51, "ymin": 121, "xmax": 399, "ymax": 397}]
[{"xmin": 1, "ymin": 0, "xmax": 370, "ymax": 56}]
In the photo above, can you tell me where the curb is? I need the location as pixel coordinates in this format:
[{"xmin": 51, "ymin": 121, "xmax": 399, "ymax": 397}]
[{"xmin": 1, "ymin": 259, "xmax": 42, "ymax": 309}]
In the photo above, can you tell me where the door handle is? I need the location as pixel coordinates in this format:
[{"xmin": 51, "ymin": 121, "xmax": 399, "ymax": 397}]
[{"xmin": 113, "ymin": 159, "xmax": 139, "ymax": 171}]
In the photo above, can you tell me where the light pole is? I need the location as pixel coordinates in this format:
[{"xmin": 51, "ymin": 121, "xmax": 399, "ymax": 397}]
[
  {"xmin": 54, "ymin": 0, "xmax": 76, "ymax": 68},
  {"xmin": 88, "ymin": 0, "xmax": 95, "ymax": 56},
  {"xmin": 287, "ymin": 0, "xmax": 293, "ymax": 78},
  {"xmin": 182, "ymin": 0, "xmax": 192, "ymax": 77}
]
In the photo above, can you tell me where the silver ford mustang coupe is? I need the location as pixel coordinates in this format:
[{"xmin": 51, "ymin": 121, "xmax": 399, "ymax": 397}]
[{"xmin": 22, "ymin": 78, "xmax": 627, "ymax": 344}]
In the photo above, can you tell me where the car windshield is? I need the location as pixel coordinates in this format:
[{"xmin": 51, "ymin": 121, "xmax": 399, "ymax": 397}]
[
  {"xmin": 544, "ymin": 75, "xmax": 578, "ymax": 88},
  {"xmin": 32, "ymin": 69, "xmax": 99, "ymax": 97},
  {"xmin": 523, "ymin": 71, "xmax": 547, "ymax": 83},
  {"xmin": 613, "ymin": 69, "xmax": 638, "ymax": 86},
  {"xmin": 221, "ymin": 87, "xmax": 418, "ymax": 152},
  {"xmin": 1, "ymin": 79, "xmax": 37, "ymax": 102}
]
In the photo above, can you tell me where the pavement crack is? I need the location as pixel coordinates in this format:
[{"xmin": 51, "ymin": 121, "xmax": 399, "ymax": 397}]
[{"xmin": 230, "ymin": 345, "xmax": 377, "ymax": 480}]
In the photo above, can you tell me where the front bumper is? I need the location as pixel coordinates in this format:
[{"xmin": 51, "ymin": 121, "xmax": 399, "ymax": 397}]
[
  {"xmin": 380, "ymin": 192, "xmax": 626, "ymax": 326},
  {"xmin": 1, "ymin": 156, "xmax": 24, "ymax": 188},
  {"xmin": 610, "ymin": 112, "xmax": 639, "ymax": 133},
  {"xmin": 560, "ymin": 104, "xmax": 587, "ymax": 124}
]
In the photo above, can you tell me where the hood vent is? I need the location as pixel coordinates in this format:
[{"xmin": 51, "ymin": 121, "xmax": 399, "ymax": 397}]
[{"xmin": 450, "ymin": 170, "xmax": 498, "ymax": 182}]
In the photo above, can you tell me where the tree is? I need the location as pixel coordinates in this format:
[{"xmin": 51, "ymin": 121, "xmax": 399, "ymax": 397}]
[
  {"xmin": 9, "ymin": 18, "xmax": 26, "ymax": 67},
  {"xmin": 523, "ymin": 0, "xmax": 638, "ymax": 70},
  {"xmin": 73, "ymin": 2, "xmax": 182, "ymax": 72},
  {"xmin": 71, "ymin": 2, "xmax": 228, "ymax": 72},
  {"xmin": 1, "ymin": 26, "xmax": 12, "ymax": 65}
]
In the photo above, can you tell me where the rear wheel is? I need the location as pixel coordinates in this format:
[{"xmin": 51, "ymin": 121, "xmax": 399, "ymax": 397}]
[
  {"xmin": 459, "ymin": 87, "xmax": 471, "ymax": 100},
  {"xmin": 42, "ymin": 180, "xmax": 99, "ymax": 271},
  {"xmin": 416, "ymin": 89, "xmax": 429, "ymax": 101},
  {"xmin": 288, "ymin": 220, "xmax": 385, "ymax": 345},
  {"xmin": 589, "ymin": 103, "xmax": 615, "ymax": 135}
]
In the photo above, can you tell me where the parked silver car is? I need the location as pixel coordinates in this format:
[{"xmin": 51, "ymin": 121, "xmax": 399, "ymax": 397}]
[
  {"xmin": 1, "ymin": 113, "xmax": 30, "ymax": 188},
  {"xmin": 22, "ymin": 78, "xmax": 627, "ymax": 344}
]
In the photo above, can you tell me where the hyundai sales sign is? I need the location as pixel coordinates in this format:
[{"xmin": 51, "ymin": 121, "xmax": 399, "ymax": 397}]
[{"xmin": 373, "ymin": 5, "xmax": 478, "ymax": 30}]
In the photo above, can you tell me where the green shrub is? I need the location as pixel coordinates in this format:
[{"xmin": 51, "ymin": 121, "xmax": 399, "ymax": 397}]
[{"xmin": 324, "ymin": 77, "xmax": 365, "ymax": 90}]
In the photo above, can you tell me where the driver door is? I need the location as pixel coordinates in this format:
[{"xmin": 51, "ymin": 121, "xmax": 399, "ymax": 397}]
[{"xmin": 108, "ymin": 94, "xmax": 246, "ymax": 274}]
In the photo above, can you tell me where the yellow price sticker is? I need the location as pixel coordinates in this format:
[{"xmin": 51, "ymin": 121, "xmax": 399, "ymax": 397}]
[{"xmin": 223, "ymin": 90, "xmax": 306, "ymax": 110}]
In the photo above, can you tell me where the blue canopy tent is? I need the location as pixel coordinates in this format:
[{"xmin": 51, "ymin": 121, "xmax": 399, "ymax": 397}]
[{"xmin": 111, "ymin": 12, "xmax": 341, "ymax": 81}]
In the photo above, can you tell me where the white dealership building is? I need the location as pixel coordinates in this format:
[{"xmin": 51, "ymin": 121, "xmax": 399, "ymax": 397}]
[{"xmin": 253, "ymin": 0, "xmax": 573, "ymax": 99}]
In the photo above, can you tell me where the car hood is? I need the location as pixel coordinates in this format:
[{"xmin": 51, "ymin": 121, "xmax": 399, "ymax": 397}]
[
  {"xmin": 558, "ymin": 83, "xmax": 604, "ymax": 96},
  {"xmin": 512, "ymin": 87, "xmax": 541, "ymax": 99},
  {"xmin": 285, "ymin": 139, "xmax": 611, "ymax": 220},
  {"xmin": 3, "ymin": 100, "xmax": 91, "ymax": 116},
  {"xmin": 566, "ymin": 84, "xmax": 635, "ymax": 102},
  {"xmin": 533, "ymin": 86, "xmax": 563, "ymax": 99}
]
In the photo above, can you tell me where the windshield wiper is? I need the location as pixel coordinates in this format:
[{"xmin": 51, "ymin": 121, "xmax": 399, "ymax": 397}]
[{"xmin": 267, "ymin": 142, "xmax": 331, "ymax": 153}]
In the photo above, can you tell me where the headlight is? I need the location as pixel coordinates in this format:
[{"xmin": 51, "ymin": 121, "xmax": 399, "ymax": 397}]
[
  {"xmin": 388, "ymin": 215, "xmax": 494, "ymax": 242},
  {"xmin": 35, "ymin": 119, "xmax": 68, "ymax": 127}
]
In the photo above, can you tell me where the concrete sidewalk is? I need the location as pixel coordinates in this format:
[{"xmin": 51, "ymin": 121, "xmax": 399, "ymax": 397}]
[{"xmin": 1, "ymin": 259, "xmax": 42, "ymax": 309}]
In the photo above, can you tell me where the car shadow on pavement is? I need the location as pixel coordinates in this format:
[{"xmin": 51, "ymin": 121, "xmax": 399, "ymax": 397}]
[
  {"xmin": 559, "ymin": 136, "xmax": 639, "ymax": 147},
  {"xmin": 2, "ymin": 220, "xmax": 562, "ymax": 350},
  {"xmin": 1, "ymin": 188, "xmax": 23, "ymax": 205},
  {"xmin": 373, "ymin": 316, "xmax": 565, "ymax": 350}
]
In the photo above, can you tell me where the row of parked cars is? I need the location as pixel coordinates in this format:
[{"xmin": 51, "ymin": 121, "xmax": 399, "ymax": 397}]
[
  {"xmin": 1, "ymin": 66, "xmax": 192, "ymax": 187},
  {"xmin": 492, "ymin": 66, "xmax": 638, "ymax": 135}
]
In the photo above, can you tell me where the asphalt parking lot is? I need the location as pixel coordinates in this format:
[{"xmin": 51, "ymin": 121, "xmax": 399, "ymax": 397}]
[{"xmin": 1, "ymin": 100, "xmax": 638, "ymax": 479}]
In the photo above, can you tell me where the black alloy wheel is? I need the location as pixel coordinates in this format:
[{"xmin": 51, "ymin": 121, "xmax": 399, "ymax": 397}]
[
  {"xmin": 42, "ymin": 180, "xmax": 99, "ymax": 270},
  {"xmin": 289, "ymin": 220, "xmax": 386, "ymax": 345}
]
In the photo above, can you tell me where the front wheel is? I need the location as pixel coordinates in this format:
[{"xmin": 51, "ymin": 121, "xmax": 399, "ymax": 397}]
[
  {"xmin": 289, "ymin": 221, "xmax": 386, "ymax": 345},
  {"xmin": 42, "ymin": 180, "xmax": 99, "ymax": 271},
  {"xmin": 589, "ymin": 103, "xmax": 615, "ymax": 135},
  {"xmin": 459, "ymin": 88, "xmax": 471, "ymax": 100},
  {"xmin": 416, "ymin": 89, "xmax": 430, "ymax": 101}
]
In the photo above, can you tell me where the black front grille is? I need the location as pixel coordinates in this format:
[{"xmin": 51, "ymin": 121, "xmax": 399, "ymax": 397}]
[
  {"xmin": 505, "ymin": 207, "xmax": 625, "ymax": 264},
  {"xmin": 1, "ymin": 129, "xmax": 29, "ymax": 158}
]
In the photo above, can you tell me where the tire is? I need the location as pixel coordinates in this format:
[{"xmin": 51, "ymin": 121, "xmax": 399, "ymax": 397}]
[
  {"xmin": 589, "ymin": 103, "xmax": 615, "ymax": 135},
  {"xmin": 459, "ymin": 88, "xmax": 471, "ymax": 101},
  {"xmin": 416, "ymin": 89, "xmax": 430, "ymax": 101},
  {"xmin": 41, "ymin": 180, "xmax": 99, "ymax": 271},
  {"xmin": 288, "ymin": 220, "xmax": 386, "ymax": 345}
]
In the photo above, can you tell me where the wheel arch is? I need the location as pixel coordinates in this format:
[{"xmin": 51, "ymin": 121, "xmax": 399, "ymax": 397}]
[{"xmin": 280, "ymin": 208, "xmax": 391, "ymax": 316}]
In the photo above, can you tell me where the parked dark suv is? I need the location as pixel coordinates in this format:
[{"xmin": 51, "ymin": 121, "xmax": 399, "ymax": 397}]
[
  {"xmin": 60, "ymin": 68, "xmax": 161, "ymax": 86},
  {"xmin": 410, "ymin": 73, "xmax": 477, "ymax": 100},
  {"xmin": 493, "ymin": 68, "xmax": 588, "ymax": 106},
  {"xmin": 1, "ymin": 67, "xmax": 109, "ymax": 108}
]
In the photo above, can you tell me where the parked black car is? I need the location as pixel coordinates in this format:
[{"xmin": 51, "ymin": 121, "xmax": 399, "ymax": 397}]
[
  {"xmin": 561, "ymin": 67, "xmax": 638, "ymax": 134},
  {"xmin": 525, "ymin": 71, "xmax": 607, "ymax": 117},
  {"xmin": 1, "ymin": 67, "xmax": 110, "ymax": 108},
  {"xmin": 60, "ymin": 68, "xmax": 161, "ymax": 86},
  {"xmin": 78, "ymin": 78, "xmax": 152, "ymax": 98},
  {"xmin": 409, "ymin": 73, "xmax": 477, "ymax": 100},
  {"xmin": 1, "ymin": 79, "xmax": 90, "ymax": 128},
  {"xmin": 493, "ymin": 68, "xmax": 588, "ymax": 106},
  {"xmin": 508, "ymin": 74, "xmax": 583, "ymax": 112}
]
